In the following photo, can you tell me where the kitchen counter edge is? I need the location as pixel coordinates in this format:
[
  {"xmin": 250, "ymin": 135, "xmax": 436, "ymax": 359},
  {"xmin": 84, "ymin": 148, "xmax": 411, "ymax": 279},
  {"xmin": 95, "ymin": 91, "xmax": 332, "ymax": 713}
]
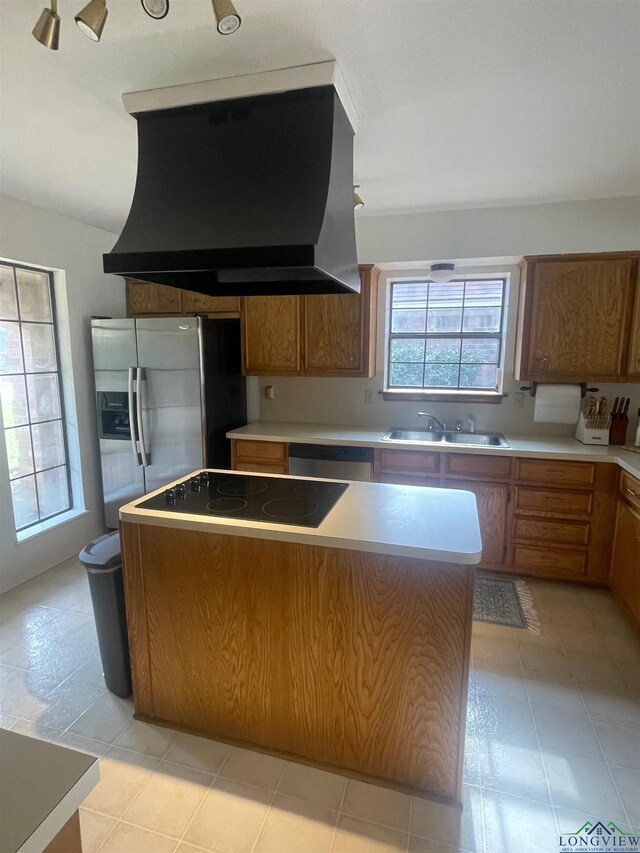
[{"xmin": 227, "ymin": 422, "xmax": 640, "ymax": 479}]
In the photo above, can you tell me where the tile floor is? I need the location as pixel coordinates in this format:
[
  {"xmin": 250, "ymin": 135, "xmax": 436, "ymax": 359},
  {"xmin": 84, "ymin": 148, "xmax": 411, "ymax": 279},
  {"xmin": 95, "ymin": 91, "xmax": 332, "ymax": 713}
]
[{"xmin": 0, "ymin": 557, "xmax": 639, "ymax": 853}]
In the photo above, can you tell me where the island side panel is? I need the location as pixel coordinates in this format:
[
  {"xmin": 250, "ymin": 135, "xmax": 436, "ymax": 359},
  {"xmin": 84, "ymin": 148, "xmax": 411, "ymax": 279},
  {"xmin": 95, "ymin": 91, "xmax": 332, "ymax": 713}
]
[{"xmin": 120, "ymin": 521, "xmax": 474, "ymax": 803}]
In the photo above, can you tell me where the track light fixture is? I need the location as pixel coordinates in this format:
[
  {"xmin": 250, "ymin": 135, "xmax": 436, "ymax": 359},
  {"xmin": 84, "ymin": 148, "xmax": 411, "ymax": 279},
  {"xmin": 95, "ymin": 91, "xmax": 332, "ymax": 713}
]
[
  {"xmin": 75, "ymin": 0, "xmax": 108, "ymax": 41},
  {"xmin": 33, "ymin": 0, "xmax": 241, "ymax": 53},
  {"xmin": 32, "ymin": 0, "xmax": 60, "ymax": 50},
  {"xmin": 212, "ymin": 0, "xmax": 241, "ymax": 34},
  {"xmin": 353, "ymin": 186, "xmax": 364, "ymax": 211}
]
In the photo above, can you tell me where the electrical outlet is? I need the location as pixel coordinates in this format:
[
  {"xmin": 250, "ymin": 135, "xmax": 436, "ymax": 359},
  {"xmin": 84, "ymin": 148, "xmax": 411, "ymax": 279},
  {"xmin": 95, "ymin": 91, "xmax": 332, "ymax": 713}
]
[
  {"xmin": 364, "ymin": 388, "xmax": 374, "ymax": 404},
  {"xmin": 264, "ymin": 385, "xmax": 275, "ymax": 400},
  {"xmin": 514, "ymin": 391, "xmax": 524, "ymax": 410}
]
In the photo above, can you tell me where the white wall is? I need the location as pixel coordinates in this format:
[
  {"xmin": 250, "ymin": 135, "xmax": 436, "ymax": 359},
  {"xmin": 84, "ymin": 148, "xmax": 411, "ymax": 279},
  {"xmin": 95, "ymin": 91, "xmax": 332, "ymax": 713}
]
[
  {"xmin": 354, "ymin": 196, "xmax": 640, "ymax": 264},
  {"xmin": 0, "ymin": 195, "xmax": 124, "ymax": 593},
  {"xmin": 259, "ymin": 196, "xmax": 640, "ymax": 433}
]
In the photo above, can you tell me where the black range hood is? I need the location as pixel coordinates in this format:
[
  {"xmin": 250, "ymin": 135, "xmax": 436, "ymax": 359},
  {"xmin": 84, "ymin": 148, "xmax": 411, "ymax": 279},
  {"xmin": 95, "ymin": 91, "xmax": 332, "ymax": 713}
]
[{"xmin": 104, "ymin": 82, "xmax": 360, "ymax": 296}]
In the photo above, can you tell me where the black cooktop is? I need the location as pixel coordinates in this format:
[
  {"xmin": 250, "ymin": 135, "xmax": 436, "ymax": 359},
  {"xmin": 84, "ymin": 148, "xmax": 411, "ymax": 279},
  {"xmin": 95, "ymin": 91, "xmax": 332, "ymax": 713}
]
[{"xmin": 137, "ymin": 471, "xmax": 349, "ymax": 528}]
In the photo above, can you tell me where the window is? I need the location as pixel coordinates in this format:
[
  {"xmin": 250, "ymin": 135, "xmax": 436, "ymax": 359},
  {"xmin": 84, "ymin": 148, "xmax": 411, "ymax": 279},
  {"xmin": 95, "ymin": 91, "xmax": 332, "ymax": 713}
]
[
  {"xmin": 387, "ymin": 278, "xmax": 506, "ymax": 393},
  {"xmin": 0, "ymin": 262, "xmax": 72, "ymax": 532}
]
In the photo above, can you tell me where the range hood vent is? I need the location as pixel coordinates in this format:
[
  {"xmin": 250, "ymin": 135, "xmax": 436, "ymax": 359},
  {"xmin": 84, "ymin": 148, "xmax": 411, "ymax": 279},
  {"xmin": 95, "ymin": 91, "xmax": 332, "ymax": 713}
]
[{"xmin": 104, "ymin": 68, "xmax": 360, "ymax": 296}]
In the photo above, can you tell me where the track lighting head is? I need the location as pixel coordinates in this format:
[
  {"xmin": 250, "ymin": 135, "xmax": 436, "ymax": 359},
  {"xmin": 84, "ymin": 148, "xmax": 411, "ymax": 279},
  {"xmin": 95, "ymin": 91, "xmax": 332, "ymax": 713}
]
[
  {"xmin": 353, "ymin": 186, "xmax": 364, "ymax": 211},
  {"xmin": 75, "ymin": 0, "xmax": 108, "ymax": 41},
  {"xmin": 212, "ymin": 0, "xmax": 241, "ymax": 34},
  {"xmin": 32, "ymin": 0, "xmax": 60, "ymax": 50}
]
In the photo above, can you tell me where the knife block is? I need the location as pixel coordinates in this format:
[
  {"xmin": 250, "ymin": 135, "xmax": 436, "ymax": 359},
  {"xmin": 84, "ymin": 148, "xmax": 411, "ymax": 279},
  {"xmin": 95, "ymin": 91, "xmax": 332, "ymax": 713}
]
[
  {"xmin": 575, "ymin": 412, "xmax": 610, "ymax": 445},
  {"xmin": 609, "ymin": 416, "xmax": 629, "ymax": 446}
]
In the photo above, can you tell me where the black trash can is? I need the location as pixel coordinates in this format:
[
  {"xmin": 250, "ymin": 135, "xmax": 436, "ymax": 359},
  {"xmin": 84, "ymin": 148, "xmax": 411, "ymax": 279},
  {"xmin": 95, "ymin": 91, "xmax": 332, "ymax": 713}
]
[{"xmin": 79, "ymin": 531, "xmax": 132, "ymax": 698}]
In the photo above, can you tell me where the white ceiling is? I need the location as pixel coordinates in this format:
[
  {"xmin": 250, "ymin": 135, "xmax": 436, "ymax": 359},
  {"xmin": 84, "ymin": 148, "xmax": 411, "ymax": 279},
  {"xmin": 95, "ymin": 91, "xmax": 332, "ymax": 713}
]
[{"xmin": 1, "ymin": 0, "xmax": 638, "ymax": 235}]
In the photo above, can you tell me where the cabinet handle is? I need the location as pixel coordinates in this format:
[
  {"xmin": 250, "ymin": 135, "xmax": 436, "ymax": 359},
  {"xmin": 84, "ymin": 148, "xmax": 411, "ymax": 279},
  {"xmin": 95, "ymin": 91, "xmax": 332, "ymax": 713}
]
[{"xmin": 626, "ymin": 488, "xmax": 640, "ymax": 499}]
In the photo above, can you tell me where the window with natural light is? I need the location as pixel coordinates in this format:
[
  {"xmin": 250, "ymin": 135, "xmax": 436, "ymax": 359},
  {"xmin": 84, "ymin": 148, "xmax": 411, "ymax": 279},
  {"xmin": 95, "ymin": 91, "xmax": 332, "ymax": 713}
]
[
  {"xmin": 0, "ymin": 262, "xmax": 73, "ymax": 532},
  {"xmin": 386, "ymin": 277, "xmax": 506, "ymax": 392}
]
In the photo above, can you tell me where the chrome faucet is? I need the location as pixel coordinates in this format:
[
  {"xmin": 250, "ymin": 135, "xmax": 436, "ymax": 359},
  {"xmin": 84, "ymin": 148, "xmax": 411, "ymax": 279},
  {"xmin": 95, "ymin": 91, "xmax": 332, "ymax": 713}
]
[{"xmin": 418, "ymin": 412, "xmax": 445, "ymax": 430}]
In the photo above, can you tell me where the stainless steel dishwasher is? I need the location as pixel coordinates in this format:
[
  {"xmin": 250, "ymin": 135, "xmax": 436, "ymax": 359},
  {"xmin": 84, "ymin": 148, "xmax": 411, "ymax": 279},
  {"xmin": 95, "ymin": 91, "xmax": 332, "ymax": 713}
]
[{"xmin": 288, "ymin": 443, "xmax": 373, "ymax": 481}]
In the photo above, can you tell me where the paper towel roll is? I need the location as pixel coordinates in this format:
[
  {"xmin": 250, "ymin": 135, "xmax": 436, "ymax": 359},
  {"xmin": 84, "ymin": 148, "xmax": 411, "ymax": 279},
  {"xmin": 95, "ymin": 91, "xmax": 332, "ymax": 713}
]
[{"xmin": 533, "ymin": 384, "xmax": 582, "ymax": 424}]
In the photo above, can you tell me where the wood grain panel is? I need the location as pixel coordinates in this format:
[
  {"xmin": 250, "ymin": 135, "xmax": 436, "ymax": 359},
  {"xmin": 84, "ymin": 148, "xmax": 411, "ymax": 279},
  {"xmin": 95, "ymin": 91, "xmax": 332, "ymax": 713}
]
[
  {"xmin": 610, "ymin": 500, "xmax": 640, "ymax": 630},
  {"xmin": 514, "ymin": 458, "xmax": 596, "ymax": 487},
  {"xmin": 233, "ymin": 440, "xmax": 288, "ymax": 463},
  {"xmin": 439, "ymin": 479, "xmax": 508, "ymax": 565},
  {"xmin": 441, "ymin": 453, "xmax": 511, "ymax": 480},
  {"xmin": 303, "ymin": 266, "xmax": 379, "ymax": 377},
  {"xmin": 513, "ymin": 486, "xmax": 594, "ymax": 516},
  {"xmin": 241, "ymin": 296, "xmax": 301, "ymax": 374},
  {"xmin": 120, "ymin": 522, "xmax": 474, "ymax": 803},
  {"xmin": 527, "ymin": 260, "xmax": 633, "ymax": 379},
  {"xmin": 304, "ymin": 293, "xmax": 363, "ymax": 372},
  {"xmin": 620, "ymin": 470, "xmax": 640, "ymax": 514},
  {"xmin": 374, "ymin": 449, "xmax": 440, "ymax": 477},
  {"xmin": 182, "ymin": 293, "xmax": 241, "ymax": 315},
  {"xmin": 627, "ymin": 265, "xmax": 640, "ymax": 378},
  {"xmin": 511, "ymin": 544, "xmax": 587, "ymax": 578},
  {"xmin": 512, "ymin": 516, "xmax": 590, "ymax": 547},
  {"xmin": 126, "ymin": 279, "xmax": 182, "ymax": 316}
]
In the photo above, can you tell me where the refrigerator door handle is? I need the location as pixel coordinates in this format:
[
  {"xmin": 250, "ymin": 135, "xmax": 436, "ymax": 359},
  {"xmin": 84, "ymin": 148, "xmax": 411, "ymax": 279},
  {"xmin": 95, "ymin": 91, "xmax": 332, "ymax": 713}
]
[
  {"xmin": 128, "ymin": 367, "xmax": 142, "ymax": 467},
  {"xmin": 136, "ymin": 366, "xmax": 151, "ymax": 467}
]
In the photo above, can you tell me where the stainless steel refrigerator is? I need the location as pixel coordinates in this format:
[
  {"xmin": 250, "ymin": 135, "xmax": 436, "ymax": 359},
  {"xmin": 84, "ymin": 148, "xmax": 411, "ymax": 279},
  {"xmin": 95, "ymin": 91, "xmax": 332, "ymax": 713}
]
[{"xmin": 91, "ymin": 316, "xmax": 246, "ymax": 528}]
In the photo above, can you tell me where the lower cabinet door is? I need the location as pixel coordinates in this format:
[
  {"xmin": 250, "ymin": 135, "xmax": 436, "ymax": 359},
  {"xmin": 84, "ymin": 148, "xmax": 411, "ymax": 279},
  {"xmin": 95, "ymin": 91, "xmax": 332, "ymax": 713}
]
[
  {"xmin": 610, "ymin": 500, "xmax": 640, "ymax": 628},
  {"xmin": 440, "ymin": 478, "xmax": 508, "ymax": 566}
]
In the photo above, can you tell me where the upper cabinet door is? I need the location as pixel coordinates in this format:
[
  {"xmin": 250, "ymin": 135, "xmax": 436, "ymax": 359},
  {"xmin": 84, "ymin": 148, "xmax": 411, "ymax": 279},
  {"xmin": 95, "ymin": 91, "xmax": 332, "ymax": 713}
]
[
  {"xmin": 626, "ymin": 265, "xmax": 640, "ymax": 380},
  {"xmin": 303, "ymin": 266, "xmax": 379, "ymax": 377},
  {"xmin": 241, "ymin": 296, "xmax": 302, "ymax": 375},
  {"xmin": 303, "ymin": 293, "xmax": 362, "ymax": 373},
  {"xmin": 126, "ymin": 279, "xmax": 182, "ymax": 316},
  {"xmin": 516, "ymin": 255, "xmax": 637, "ymax": 382}
]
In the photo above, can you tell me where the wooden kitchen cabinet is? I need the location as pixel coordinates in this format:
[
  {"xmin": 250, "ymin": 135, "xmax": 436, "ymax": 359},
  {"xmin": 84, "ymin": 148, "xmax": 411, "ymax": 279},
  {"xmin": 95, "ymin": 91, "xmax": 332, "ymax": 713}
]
[
  {"xmin": 126, "ymin": 279, "xmax": 182, "ymax": 316},
  {"xmin": 241, "ymin": 266, "xmax": 379, "ymax": 377},
  {"xmin": 515, "ymin": 252, "xmax": 640, "ymax": 382},
  {"xmin": 231, "ymin": 439, "xmax": 289, "ymax": 474},
  {"xmin": 374, "ymin": 447, "xmax": 616, "ymax": 583},
  {"xmin": 610, "ymin": 472, "xmax": 640, "ymax": 631},
  {"xmin": 125, "ymin": 279, "xmax": 241, "ymax": 318},
  {"xmin": 241, "ymin": 296, "xmax": 302, "ymax": 375},
  {"xmin": 303, "ymin": 265, "xmax": 379, "ymax": 377},
  {"xmin": 441, "ymin": 479, "xmax": 509, "ymax": 567},
  {"xmin": 181, "ymin": 292, "xmax": 241, "ymax": 315},
  {"xmin": 626, "ymin": 264, "xmax": 640, "ymax": 379}
]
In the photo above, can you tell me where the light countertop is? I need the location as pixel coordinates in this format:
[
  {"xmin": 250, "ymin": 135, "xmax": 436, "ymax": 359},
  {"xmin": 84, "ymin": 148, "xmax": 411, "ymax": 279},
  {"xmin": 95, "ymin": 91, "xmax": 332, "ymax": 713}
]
[
  {"xmin": 227, "ymin": 421, "xmax": 640, "ymax": 479},
  {"xmin": 0, "ymin": 730, "xmax": 99, "ymax": 853},
  {"xmin": 120, "ymin": 469, "xmax": 482, "ymax": 564}
]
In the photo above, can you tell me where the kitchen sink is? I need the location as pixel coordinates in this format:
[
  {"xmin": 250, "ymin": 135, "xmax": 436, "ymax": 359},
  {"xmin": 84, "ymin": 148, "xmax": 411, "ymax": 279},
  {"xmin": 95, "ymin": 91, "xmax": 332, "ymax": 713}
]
[
  {"xmin": 444, "ymin": 432, "xmax": 510, "ymax": 447},
  {"xmin": 382, "ymin": 429, "xmax": 510, "ymax": 448},
  {"xmin": 382, "ymin": 429, "xmax": 444, "ymax": 443}
]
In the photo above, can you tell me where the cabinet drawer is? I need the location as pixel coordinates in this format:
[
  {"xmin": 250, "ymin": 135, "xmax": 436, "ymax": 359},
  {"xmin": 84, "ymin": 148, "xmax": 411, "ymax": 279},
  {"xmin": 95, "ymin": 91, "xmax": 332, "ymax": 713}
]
[
  {"xmin": 233, "ymin": 440, "xmax": 288, "ymax": 464},
  {"xmin": 514, "ymin": 487, "xmax": 593, "ymax": 516},
  {"xmin": 619, "ymin": 470, "xmax": 640, "ymax": 513},
  {"xmin": 375, "ymin": 473, "xmax": 439, "ymax": 486},
  {"xmin": 375, "ymin": 450, "xmax": 440, "ymax": 476},
  {"xmin": 512, "ymin": 545, "xmax": 587, "ymax": 577},
  {"xmin": 515, "ymin": 458, "xmax": 596, "ymax": 487},
  {"xmin": 441, "ymin": 453, "xmax": 511, "ymax": 480},
  {"xmin": 512, "ymin": 516, "xmax": 590, "ymax": 547}
]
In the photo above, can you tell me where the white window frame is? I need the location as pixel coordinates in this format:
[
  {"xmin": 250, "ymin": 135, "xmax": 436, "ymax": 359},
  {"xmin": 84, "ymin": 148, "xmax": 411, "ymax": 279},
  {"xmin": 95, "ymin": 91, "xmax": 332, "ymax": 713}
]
[{"xmin": 381, "ymin": 266, "xmax": 514, "ymax": 402}]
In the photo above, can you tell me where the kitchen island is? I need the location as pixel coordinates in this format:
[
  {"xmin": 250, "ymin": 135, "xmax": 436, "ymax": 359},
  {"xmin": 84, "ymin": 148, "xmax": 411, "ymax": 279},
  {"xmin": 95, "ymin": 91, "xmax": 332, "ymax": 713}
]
[{"xmin": 119, "ymin": 469, "xmax": 481, "ymax": 804}]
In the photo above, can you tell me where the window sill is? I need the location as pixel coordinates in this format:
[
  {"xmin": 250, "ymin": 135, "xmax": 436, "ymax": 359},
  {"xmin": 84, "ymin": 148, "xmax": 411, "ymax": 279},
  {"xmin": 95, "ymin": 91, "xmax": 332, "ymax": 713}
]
[
  {"xmin": 381, "ymin": 390, "xmax": 505, "ymax": 404},
  {"xmin": 16, "ymin": 508, "xmax": 89, "ymax": 543}
]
